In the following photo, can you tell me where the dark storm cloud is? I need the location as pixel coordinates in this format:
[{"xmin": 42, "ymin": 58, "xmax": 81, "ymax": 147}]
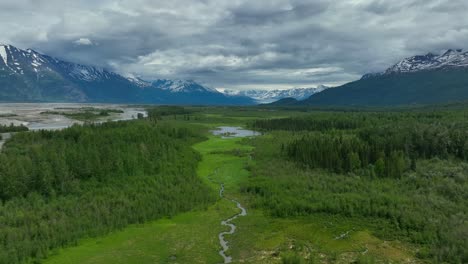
[{"xmin": 1, "ymin": 0, "xmax": 467, "ymax": 90}]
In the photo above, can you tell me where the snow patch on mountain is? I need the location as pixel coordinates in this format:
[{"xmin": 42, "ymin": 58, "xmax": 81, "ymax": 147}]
[
  {"xmin": 0, "ymin": 45, "xmax": 8, "ymax": 65},
  {"xmin": 68, "ymin": 65, "xmax": 107, "ymax": 81},
  {"xmin": 151, "ymin": 79, "xmax": 219, "ymax": 93},
  {"xmin": 126, "ymin": 75, "xmax": 152, "ymax": 88},
  {"xmin": 367, "ymin": 49, "xmax": 468, "ymax": 78}
]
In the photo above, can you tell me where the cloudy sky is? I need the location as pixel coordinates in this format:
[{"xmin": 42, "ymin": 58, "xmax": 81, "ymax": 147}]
[{"xmin": 1, "ymin": 0, "xmax": 467, "ymax": 90}]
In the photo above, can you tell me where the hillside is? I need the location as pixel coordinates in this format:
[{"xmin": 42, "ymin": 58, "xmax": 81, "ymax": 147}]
[
  {"xmin": 0, "ymin": 44, "xmax": 253, "ymax": 105},
  {"xmin": 223, "ymin": 86, "xmax": 328, "ymax": 104},
  {"xmin": 296, "ymin": 50, "xmax": 468, "ymax": 106},
  {"xmin": 302, "ymin": 68, "xmax": 468, "ymax": 106}
]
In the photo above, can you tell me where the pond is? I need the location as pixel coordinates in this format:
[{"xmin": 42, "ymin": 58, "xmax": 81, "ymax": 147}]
[{"xmin": 211, "ymin": 126, "xmax": 260, "ymax": 138}]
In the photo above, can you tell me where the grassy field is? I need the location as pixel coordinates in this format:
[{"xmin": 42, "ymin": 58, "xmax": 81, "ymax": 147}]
[
  {"xmin": 229, "ymin": 210, "xmax": 419, "ymax": 263},
  {"xmin": 44, "ymin": 124, "xmax": 252, "ymax": 264},
  {"xmin": 43, "ymin": 111, "xmax": 422, "ymax": 264}
]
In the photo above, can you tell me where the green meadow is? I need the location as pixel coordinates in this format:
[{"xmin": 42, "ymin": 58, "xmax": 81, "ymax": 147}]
[
  {"xmin": 41, "ymin": 109, "xmax": 432, "ymax": 264},
  {"xmin": 44, "ymin": 124, "xmax": 253, "ymax": 264}
]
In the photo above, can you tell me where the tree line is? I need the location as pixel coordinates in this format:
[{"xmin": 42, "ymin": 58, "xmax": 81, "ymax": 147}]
[
  {"xmin": 286, "ymin": 123, "xmax": 467, "ymax": 178},
  {"xmin": 0, "ymin": 120, "xmax": 215, "ymax": 264},
  {"xmin": 0, "ymin": 123, "xmax": 29, "ymax": 133},
  {"xmin": 243, "ymin": 110, "xmax": 468, "ymax": 263}
]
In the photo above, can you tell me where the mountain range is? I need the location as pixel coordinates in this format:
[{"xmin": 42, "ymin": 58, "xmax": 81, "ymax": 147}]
[
  {"xmin": 222, "ymin": 86, "xmax": 328, "ymax": 104},
  {"xmin": 283, "ymin": 49, "xmax": 468, "ymax": 107},
  {"xmin": 0, "ymin": 44, "xmax": 254, "ymax": 105},
  {"xmin": 2, "ymin": 43, "xmax": 468, "ymax": 107}
]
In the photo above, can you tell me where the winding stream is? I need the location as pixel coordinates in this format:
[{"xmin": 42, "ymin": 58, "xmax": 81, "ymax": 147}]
[
  {"xmin": 218, "ymin": 183, "xmax": 247, "ymax": 263},
  {"xmin": 211, "ymin": 126, "xmax": 257, "ymax": 263}
]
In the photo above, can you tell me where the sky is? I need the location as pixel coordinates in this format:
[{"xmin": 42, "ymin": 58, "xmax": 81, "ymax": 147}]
[{"xmin": 1, "ymin": 0, "xmax": 467, "ymax": 91}]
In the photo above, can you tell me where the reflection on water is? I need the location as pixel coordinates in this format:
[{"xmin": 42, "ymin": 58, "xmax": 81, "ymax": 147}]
[{"xmin": 211, "ymin": 126, "xmax": 259, "ymax": 138}]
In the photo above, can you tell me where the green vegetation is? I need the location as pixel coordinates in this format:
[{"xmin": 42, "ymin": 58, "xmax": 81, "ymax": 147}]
[
  {"xmin": 41, "ymin": 108, "xmax": 124, "ymax": 121},
  {"xmin": 0, "ymin": 114, "xmax": 18, "ymax": 118},
  {"xmin": 0, "ymin": 120, "xmax": 215, "ymax": 264},
  {"xmin": 246, "ymin": 110, "xmax": 468, "ymax": 263},
  {"xmin": 1, "ymin": 105, "xmax": 466, "ymax": 264},
  {"xmin": 43, "ymin": 124, "xmax": 252, "ymax": 264},
  {"xmin": 300, "ymin": 68, "xmax": 468, "ymax": 106},
  {"xmin": 0, "ymin": 123, "xmax": 28, "ymax": 133},
  {"xmin": 44, "ymin": 201, "xmax": 237, "ymax": 264},
  {"xmin": 147, "ymin": 105, "xmax": 193, "ymax": 118}
]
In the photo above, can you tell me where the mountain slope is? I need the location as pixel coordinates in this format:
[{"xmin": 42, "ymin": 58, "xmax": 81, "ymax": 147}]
[
  {"xmin": 224, "ymin": 86, "xmax": 327, "ymax": 104},
  {"xmin": 131, "ymin": 78, "xmax": 254, "ymax": 105},
  {"xmin": 266, "ymin": 97, "xmax": 299, "ymax": 106},
  {"xmin": 300, "ymin": 50, "xmax": 468, "ymax": 106},
  {"xmin": 302, "ymin": 68, "xmax": 468, "ymax": 106},
  {"xmin": 384, "ymin": 49, "xmax": 468, "ymax": 74},
  {"xmin": 0, "ymin": 44, "xmax": 254, "ymax": 105},
  {"xmin": 0, "ymin": 45, "xmax": 87, "ymax": 102}
]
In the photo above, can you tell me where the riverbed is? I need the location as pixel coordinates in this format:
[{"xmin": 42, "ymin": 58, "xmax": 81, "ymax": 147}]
[
  {"xmin": 0, "ymin": 103, "xmax": 147, "ymax": 130},
  {"xmin": 211, "ymin": 126, "xmax": 256, "ymax": 263},
  {"xmin": 0, "ymin": 103, "xmax": 147, "ymax": 149}
]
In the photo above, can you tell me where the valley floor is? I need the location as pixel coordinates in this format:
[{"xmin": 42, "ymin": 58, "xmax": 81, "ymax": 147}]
[{"xmin": 43, "ymin": 112, "xmax": 422, "ymax": 264}]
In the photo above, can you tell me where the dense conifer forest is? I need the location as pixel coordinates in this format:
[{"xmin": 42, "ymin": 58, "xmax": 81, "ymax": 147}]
[
  {"xmin": 245, "ymin": 110, "xmax": 468, "ymax": 263},
  {"xmin": 0, "ymin": 123, "xmax": 29, "ymax": 133},
  {"xmin": 0, "ymin": 106, "xmax": 467, "ymax": 263},
  {"xmin": 0, "ymin": 119, "xmax": 215, "ymax": 264}
]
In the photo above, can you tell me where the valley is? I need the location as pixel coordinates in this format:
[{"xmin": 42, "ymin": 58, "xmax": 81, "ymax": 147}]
[
  {"xmin": 2, "ymin": 2, "xmax": 468, "ymax": 264},
  {"xmin": 1, "ymin": 105, "xmax": 463, "ymax": 263}
]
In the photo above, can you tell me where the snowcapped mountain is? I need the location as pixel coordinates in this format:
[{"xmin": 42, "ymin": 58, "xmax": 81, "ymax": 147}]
[
  {"xmin": 0, "ymin": 45, "xmax": 43, "ymax": 74},
  {"xmin": 223, "ymin": 86, "xmax": 328, "ymax": 104},
  {"xmin": 0, "ymin": 44, "xmax": 254, "ymax": 105},
  {"xmin": 0, "ymin": 44, "xmax": 52, "ymax": 76},
  {"xmin": 125, "ymin": 76, "xmax": 152, "ymax": 88},
  {"xmin": 0, "ymin": 44, "xmax": 119, "ymax": 83},
  {"xmin": 124, "ymin": 77, "xmax": 253, "ymax": 104},
  {"xmin": 363, "ymin": 49, "xmax": 468, "ymax": 79},
  {"xmin": 151, "ymin": 79, "xmax": 219, "ymax": 93},
  {"xmin": 299, "ymin": 49, "xmax": 468, "ymax": 106},
  {"xmin": 0, "ymin": 44, "xmax": 88, "ymax": 101}
]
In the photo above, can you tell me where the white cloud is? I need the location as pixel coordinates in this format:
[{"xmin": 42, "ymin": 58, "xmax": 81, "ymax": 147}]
[
  {"xmin": 1, "ymin": 0, "xmax": 468, "ymax": 90},
  {"xmin": 74, "ymin": 38, "xmax": 93, "ymax": 46}
]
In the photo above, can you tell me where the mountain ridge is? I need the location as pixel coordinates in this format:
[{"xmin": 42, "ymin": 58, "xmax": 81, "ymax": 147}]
[
  {"xmin": 362, "ymin": 49, "xmax": 468, "ymax": 79},
  {"xmin": 223, "ymin": 85, "xmax": 328, "ymax": 104},
  {"xmin": 0, "ymin": 44, "xmax": 254, "ymax": 105},
  {"xmin": 275, "ymin": 49, "xmax": 468, "ymax": 107}
]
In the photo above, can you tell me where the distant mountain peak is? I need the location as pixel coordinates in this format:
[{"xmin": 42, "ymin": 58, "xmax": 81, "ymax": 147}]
[
  {"xmin": 383, "ymin": 49, "xmax": 468, "ymax": 75},
  {"xmin": 223, "ymin": 86, "xmax": 328, "ymax": 104},
  {"xmin": 304, "ymin": 49, "xmax": 468, "ymax": 107},
  {"xmin": 126, "ymin": 75, "xmax": 152, "ymax": 88},
  {"xmin": 0, "ymin": 44, "xmax": 254, "ymax": 105},
  {"xmin": 151, "ymin": 79, "xmax": 219, "ymax": 93}
]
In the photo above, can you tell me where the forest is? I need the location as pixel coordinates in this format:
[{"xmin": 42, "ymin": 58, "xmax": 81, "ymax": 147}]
[
  {"xmin": 0, "ymin": 123, "xmax": 29, "ymax": 133},
  {"xmin": 41, "ymin": 108, "xmax": 125, "ymax": 121},
  {"xmin": 0, "ymin": 118, "xmax": 215, "ymax": 264},
  {"xmin": 244, "ymin": 110, "xmax": 468, "ymax": 263},
  {"xmin": 0, "ymin": 106, "xmax": 466, "ymax": 264}
]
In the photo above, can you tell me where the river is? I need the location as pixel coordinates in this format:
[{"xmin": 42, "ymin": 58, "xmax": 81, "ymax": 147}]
[
  {"xmin": 0, "ymin": 103, "xmax": 147, "ymax": 149},
  {"xmin": 211, "ymin": 126, "xmax": 257, "ymax": 263}
]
